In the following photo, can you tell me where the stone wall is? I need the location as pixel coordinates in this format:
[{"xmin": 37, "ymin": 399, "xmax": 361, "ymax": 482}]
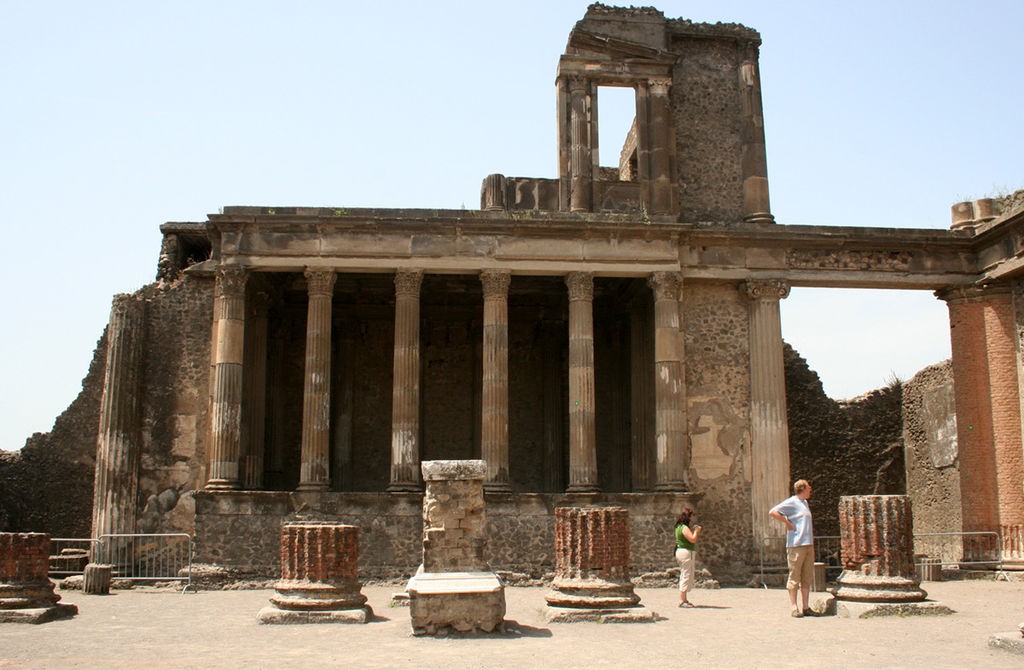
[
  {"xmin": 193, "ymin": 491, "xmax": 698, "ymax": 581},
  {"xmin": 784, "ymin": 344, "xmax": 906, "ymax": 539},
  {"xmin": 902, "ymin": 360, "xmax": 960, "ymax": 535},
  {"xmin": 682, "ymin": 282, "xmax": 753, "ymax": 574}
]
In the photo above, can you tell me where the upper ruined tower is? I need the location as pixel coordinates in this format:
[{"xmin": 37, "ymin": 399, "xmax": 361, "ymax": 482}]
[{"xmin": 482, "ymin": 4, "xmax": 769, "ymax": 224}]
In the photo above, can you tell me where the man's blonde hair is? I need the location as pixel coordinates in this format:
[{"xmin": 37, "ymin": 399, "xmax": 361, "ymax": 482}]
[{"xmin": 793, "ymin": 479, "xmax": 810, "ymax": 494}]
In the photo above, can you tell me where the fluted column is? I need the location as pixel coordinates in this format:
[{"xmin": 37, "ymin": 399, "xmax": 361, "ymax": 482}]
[
  {"xmin": 649, "ymin": 272, "xmax": 687, "ymax": 490},
  {"xmin": 389, "ymin": 270, "xmax": 424, "ymax": 491},
  {"xmin": 207, "ymin": 266, "xmax": 248, "ymax": 490},
  {"xmin": 647, "ymin": 78, "xmax": 674, "ymax": 215},
  {"xmin": 744, "ymin": 279, "xmax": 791, "ymax": 547},
  {"xmin": 630, "ymin": 298, "xmax": 655, "ymax": 491},
  {"xmin": 241, "ymin": 287, "xmax": 269, "ymax": 490},
  {"xmin": 480, "ymin": 270, "xmax": 512, "ymax": 492},
  {"xmin": 568, "ymin": 77, "xmax": 593, "ymax": 213},
  {"xmin": 297, "ymin": 269, "xmax": 336, "ymax": 492},
  {"xmin": 940, "ymin": 285, "xmax": 1024, "ymax": 565},
  {"xmin": 739, "ymin": 43, "xmax": 774, "ymax": 223},
  {"xmin": 91, "ymin": 293, "xmax": 146, "ymax": 538},
  {"xmin": 566, "ymin": 272, "xmax": 598, "ymax": 492}
]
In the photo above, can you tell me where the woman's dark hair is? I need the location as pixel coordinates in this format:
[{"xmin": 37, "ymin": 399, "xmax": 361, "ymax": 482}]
[{"xmin": 675, "ymin": 508, "xmax": 695, "ymax": 527}]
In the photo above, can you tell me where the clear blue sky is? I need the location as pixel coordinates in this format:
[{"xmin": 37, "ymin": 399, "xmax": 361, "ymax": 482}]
[{"xmin": 1, "ymin": 1, "xmax": 1021, "ymax": 451}]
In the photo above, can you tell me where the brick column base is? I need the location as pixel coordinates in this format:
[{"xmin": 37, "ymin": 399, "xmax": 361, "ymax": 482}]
[{"xmin": 0, "ymin": 533, "xmax": 77, "ymax": 624}]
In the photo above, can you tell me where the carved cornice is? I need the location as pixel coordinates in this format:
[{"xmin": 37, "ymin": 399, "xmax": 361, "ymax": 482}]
[
  {"xmin": 304, "ymin": 268, "xmax": 337, "ymax": 298},
  {"xmin": 566, "ymin": 271, "xmax": 594, "ymax": 301},
  {"xmin": 743, "ymin": 279, "xmax": 790, "ymax": 302},
  {"xmin": 648, "ymin": 271, "xmax": 682, "ymax": 301},
  {"xmin": 216, "ymin": 266, "xmax": 248, "ymax": 299},
  {"xmin": 480, "ymin": 270, "xmax": 511, "ymax": 298},
  {"xmin": 394, "ymin": 269, "xmax": 424, "ymax": 298}
]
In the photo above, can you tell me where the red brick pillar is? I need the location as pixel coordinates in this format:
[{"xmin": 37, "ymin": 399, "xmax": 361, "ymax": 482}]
[
  {"xmin": 257, "ymin": 523, "xmax": 370, "ymax": 624},
  {"xmin": 545, "ymin": 506, "xmax": 652, "ymax": 621},
  {"xmin": 0, "ymin": 533, "xmax": 77, "ymax": 623},
  {"xmin": 941, "ymin": 286, "xmax": 1024, "ymax": 566},
  {"xmin": 835, "ymin": 496, "xmax": 926, "ymax": 602}
]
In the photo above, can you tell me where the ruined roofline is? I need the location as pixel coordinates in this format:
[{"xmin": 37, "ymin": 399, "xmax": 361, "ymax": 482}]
[{"xmin": 576, "ymin": 3, "xmax": 761, "ymax": 48}]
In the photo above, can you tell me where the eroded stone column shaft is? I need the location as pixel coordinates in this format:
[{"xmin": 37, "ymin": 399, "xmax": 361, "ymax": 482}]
[
  {"xmin": 389, "ymin": 270, "xmax": 423, "ymax": 491},
  {"xmin": 566, "ymin": 272, "xmax": 598, "ymax": 492},
  {"xmin": 241, "ymin": 288, "xmax": 269, "ymax": 490},
  {"xmin": 630, "ymin": 299, "xmax": 655, "ymax": 491},
  {"xmin": 836, "ymin": 495, "xmax": 926, "ymax": 602},
  {"xmin": 298, "ymin": 269, "xmax": 336, "ymax": 492},
  {"xmin": 207, "ymin": 267, "xmax": 247, "ymax": 490},
  {"xmin": 649, "ymin": 272, "xmax": 687, "ymax": 491},
  {"xmin": 481, "ymin": 270, "xmax": 511, "ymax": 492},
  {"xmin": 744, "ymin": 280, "xmax": 791, "ymax": 548},
  {"xmin": 92, "ymin": 294, "xmax": 146, "ymax": 540},
  {"xmin": 647, "ymin": 78, "xmax": 674, "ymax": 214},
  {"xmin": 739, "ymin": 45, "xmax": 774, "ymax": 224},
  {"xmin": 568, "ymin": 77, "xmax": 593, "ymax": 213}
]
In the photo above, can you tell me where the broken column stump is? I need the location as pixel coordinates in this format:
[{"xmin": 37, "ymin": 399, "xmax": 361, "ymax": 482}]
[
  {"xmin": 257, "ymin": 523, "xmax": 371, "ymax": 624},
  {"xmin": 83, "ymin": 563, "xmax": 113, "ymax": 595},
  {"xmin": 835, "ymin": 495, "xmax": 951, "ymax": 617},
  {"xmin": 406, "ymin": 460, "xmax": 506, "ymax": 635},
  {"xmin": 545, "ymin": 505, "xmax": 654, "ymax": 622},
  {"xmin": 0, "ymin": 532, "xmax": 77, "ymax": 623}
]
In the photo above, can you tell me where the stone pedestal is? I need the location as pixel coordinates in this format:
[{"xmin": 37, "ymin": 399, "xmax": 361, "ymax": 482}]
[
  {"xmin": 835, "ymin": 496, "xmax": 946, "ymax": 617},
  {"xmin": 406, "ymin": 460, "xmax": 506, "ymax": 635},
  {"xmin": 0, "ymin": 533, "xmax": 77, "ymax": 623},
  {"xmin": 545, "ymin": 506, "xmax": 654, "ymax": 622},
  {"xmin": 257, "ymin": 523, "xmax": 371, "ymax": 624}
]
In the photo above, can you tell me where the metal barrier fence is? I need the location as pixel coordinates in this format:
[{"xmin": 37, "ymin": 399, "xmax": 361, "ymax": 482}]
[
  {"xmin": 760, "ymin": 530, "xmax": 1004, "ymax": 586},
  {"xmin": 47, "ymin": 533, "xmax": 195, "ymax": 593}
]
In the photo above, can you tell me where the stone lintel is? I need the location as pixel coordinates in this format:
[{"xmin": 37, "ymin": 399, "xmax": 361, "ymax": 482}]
[{"xmin": 421, "ymin": 460, "xmax": 486, "ymax": 482}]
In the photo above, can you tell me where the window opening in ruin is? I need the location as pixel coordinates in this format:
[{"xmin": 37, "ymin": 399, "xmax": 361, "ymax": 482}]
[{"xmin": 597, "ymin": 85, "xmax": 638, "ymax": 182}]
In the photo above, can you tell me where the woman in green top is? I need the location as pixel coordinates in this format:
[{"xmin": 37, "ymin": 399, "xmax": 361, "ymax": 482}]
[{"xmin": 674, "ymin": 508, "xmax": 702, "ymax": 608}]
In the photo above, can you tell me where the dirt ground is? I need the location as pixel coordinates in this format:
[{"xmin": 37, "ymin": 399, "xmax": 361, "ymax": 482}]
[{"xmin": 0, "ymin": 580, "xmax": 1022, "ymax": 669}]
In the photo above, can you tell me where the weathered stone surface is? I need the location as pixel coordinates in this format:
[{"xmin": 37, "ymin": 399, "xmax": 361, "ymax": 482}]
[
  {"xmin": 989, "ymin": 631, "xmax": 1024, "ymax": 655},
  {"xmin": 836, "ymin": 600, "xmax": 954, "ymax": 618}
]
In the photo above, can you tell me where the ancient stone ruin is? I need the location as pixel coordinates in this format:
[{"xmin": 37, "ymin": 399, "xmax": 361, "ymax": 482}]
[
  {"xmin": 0, "ymin": 532, "xmax": 77, "ymax": 623},
  {"xmin": 834, "ymin": 495, "xmax": 951, "ymax": 617},
  {"xmin": 3, "ymin": 4, "xmax": 1024, "ymax": 590},
  {"xmin": 545, "ymin": 505, "xmax": 654, "ymax": 622},
  {"xmin": 257, "ymin": 522, "xmax": 371, "ymax": 624},
  {"xmin": 406, "ymin": 460, "xmax": 505, "ymax": 634}
]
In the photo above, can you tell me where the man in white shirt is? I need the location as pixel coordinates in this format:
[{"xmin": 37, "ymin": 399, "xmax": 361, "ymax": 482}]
[{"xmin": 769, "ymin": 479, "xmax": 815, "ymax": 617}]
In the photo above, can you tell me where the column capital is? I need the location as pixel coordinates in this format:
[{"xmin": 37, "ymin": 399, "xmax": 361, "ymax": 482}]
[
  {"xmin": 568, "ymin": 75, "xmax": 589, "ymax": 93},
  {"xmin": 216, "ymin": 266, "xmax": 248, "ymax": 299},
  {"xmin": 394, "ymin": 269, "xmax": 424, "ymax": 298},
  {"xmin": 566, "ymin": 271, "xmax": 594, "ymax": 301},
  {"xmin": 647, "ymin": 271, "xmax": 682, "ymax": 301},
  {"xmin": 648, "ymin": 77, "xmax": 672, "ymax": 96},
  {"xmin": 742, "ymin": 279, "xmax": 790, "ymax": 302},
  {"xmin": 935, "ymin": 283, "xmax": 1011, "ymax": 303},
  {"xmin": 480, "ymin": 269, "xmax": 511, "ymax": 297},
  {"xmin": 304, "ymin": 268, "xmax": 336, "ymax": 297}
]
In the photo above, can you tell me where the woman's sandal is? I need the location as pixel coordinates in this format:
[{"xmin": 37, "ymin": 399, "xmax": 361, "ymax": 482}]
[{"xmin": 679, "ymin": 601, "xmax": 696, "ymax": 608}]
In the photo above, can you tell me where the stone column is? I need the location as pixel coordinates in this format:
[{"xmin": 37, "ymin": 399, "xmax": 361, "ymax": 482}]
[
  {"xmin": 647, "ymin": 77, "xmax": 674, "ymax": 215},
  {"xmin": 257, "ymin": 523, "xmax": 371, "ymax": 624},
  {"xmin": 835, "ymin": 495, "xmax": 927, "ymax": 603},
  {"xmin": 389, "ymin": 270, "xmax": 424, "ymax": 491},
  {"xmin": 297, "ymin": 269, "xmax": 336, "ymax": 492},
  {"xmin": 481, "ymin": 173, "xmax": 507, "ymax": 211},
  {"xmin": 240, "ymin": 287, "xmax": 269, "ymax": 490},
  {"xmin": 941, "ymin": 285, "xmax": 1024, "ymax": 566},
  {"xmin": 649, "ymin": 272, "xmax": 687, "ymax": 490},
  {"xmin": 566, "ymin": 272, "xmax": 598, "ymax": 492},
  {"xmin": 480, "ymin": 270, "xmax": 512, "ymax": 492},
  {"xmin": 91, "ymin": 294, "xmax": 146, "ymax": 542},
  {"xmin": 0, "ymin": 533, "xmax": 77, "ymax": 623},
  {"xmin": 206, "ymin": 266, "xmax": 248, "ymax": 490},
  {"xmin": 568, "ymin": 77, "xmax": 593, "ymax": 213},
  {"xmin": 739, "ymin": 43, "xmax": 774, "ymax": 223},
  {"xmin": 542, "ymin": 318, "xmax": 564, "ymax": 492},
  {"xmin": 332, "ymin": 324, "xmax": 355, "ymax": 491},
  {"xmin": 744, "ymin": 279, "xmax": 792, "ymax": 550},
  {"xmin": 545, "ymin": 506, "xmax": 653, "ymax": 622}
]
